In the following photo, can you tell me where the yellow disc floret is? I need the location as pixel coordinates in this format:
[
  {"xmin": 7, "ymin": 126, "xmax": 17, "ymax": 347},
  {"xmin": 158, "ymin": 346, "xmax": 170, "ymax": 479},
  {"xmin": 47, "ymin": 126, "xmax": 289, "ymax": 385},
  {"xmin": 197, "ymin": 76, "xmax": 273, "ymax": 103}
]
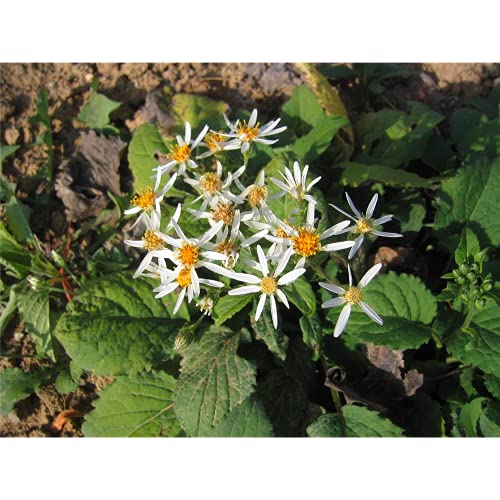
[
  {"xmin": 142, "ymin": 230, "xmax": 165, "ymax": 251},
  {"xmin": 344, "ymin": 286, "xmax": 362, "ymax": 304},
  {"xmin": 217, "ymin": 239, "xmax": 235, "ymax": 256},
  {"xmin": 260, "ymin": 276, "xmax": 277, "ymax": 295},
  {"xmin": 199, "ymin": 172, "xmax": 222, "ymax": 195},
  {"xmin": 170, "ymin": 144, "xmax": 191, "ymax": 163},
  {"xmin": 131, "ymin": 187, "xmax": 155, "ymax": 210},
  {"xmin": 178, "ymin": 243, "xmax": 199, "ymax": 268},
  {"xmin": 212, "ymin": 203, "xmax": 235, "ymax": 225},
  {"xmin": 205, "ymin": 131, "xmax": 226, "ymax": 152},
  {"xmin": 237, "ymin": 121, "xmax": 260, "ymax": 142},
  {"xmin": 355, "ymin": 217, "xmax": 374, "ymax": 234},
  {"xmin": 177, "ymin": 268, "xmax": 192, "ymax": 288},
  {"xmin": 291, "ymin": 227, "xmax": 321, "ymax": 257},
  {"xmin": 247, "ymin": 186, "xmax": 268, "ymax": 207}
]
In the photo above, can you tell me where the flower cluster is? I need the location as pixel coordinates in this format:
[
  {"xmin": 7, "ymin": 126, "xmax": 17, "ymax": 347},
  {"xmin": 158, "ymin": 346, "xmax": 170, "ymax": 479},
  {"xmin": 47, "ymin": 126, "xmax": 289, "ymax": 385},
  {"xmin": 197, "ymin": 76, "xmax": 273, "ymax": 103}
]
[{"xmin": 124, "ymin": 109, "xmax": 402, "ymax": 337}]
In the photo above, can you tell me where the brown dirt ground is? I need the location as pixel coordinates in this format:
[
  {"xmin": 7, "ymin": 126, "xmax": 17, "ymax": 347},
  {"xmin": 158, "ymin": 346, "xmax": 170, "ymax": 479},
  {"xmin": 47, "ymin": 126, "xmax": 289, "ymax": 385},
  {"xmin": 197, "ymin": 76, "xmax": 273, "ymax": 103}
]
[{"xmin": 1, "ymin": 62, "xmax": 498, "ymax": 437}]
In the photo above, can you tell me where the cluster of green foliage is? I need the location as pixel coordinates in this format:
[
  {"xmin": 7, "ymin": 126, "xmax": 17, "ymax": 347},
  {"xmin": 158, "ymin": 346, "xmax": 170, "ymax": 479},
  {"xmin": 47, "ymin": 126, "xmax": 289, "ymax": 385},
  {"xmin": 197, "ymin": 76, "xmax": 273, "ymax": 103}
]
[{"xmin": 1, "ymin": 64, "xmax": 499, "ymax": 437}]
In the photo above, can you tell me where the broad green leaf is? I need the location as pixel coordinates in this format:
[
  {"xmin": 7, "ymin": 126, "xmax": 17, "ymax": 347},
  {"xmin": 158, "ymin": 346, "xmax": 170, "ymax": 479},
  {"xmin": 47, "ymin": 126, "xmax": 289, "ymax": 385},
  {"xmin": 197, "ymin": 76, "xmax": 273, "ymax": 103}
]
[
  {"xmin": 282, "ymin": 84, "xmax": 326, "ymax": 129},
  {"xmin": 0, "ymin": 223, "xmax": 32, "ymax": 278},
  {"xmin": 291, "ymin": 115, "xmax": 349, "ymax": 163},
  {"xmin": 484, "ymin": 374, "xmax": 500, "ymax": 399},
  {"xmin": 455, "ymin": 227, "xmax": 481, "ymax": 265},
  {"xmin": 0, "ymin": 144, "xmax": 20, "ymax": 164},
  {"xmin": 171, "ymin": 94, "xmax": 228, "ymax": 130},
  {"xmin": 257, "ymin": 369, "xmax": 308, "ymax": 436},
  {"xmin": 459, "ymin": 397, "xmax": 485, "ymax": 437},
  {"xmin": 17, "ymin": 288, "xmax": 55, "ymax": 360},
  {"xmin": 0, "ymin": 180, "xmax": 33, "ymax": 242},
  {"xmin": 0, "ymin": 367, "xmax": 53, "ymax": 414},
  {"xmin": 205, "ymin": 395, "xmax": 273, "ymax": 437},
  {"xmin": 338, "ymin": 162, "xmax": 433, "ymax": 188},
  {"xmin": 55, "ymin": 271, "xmax": 181, "ymax": 376},
  {"xmin": 328, "ymin": 271, "xmax": 436, "ymax": 350},
  {"xmin": 77, "ymin": 92, "xmax": 121, "ymax": 133},
  {"xmin": 0, "ymin": 284, "xmax": 21, "ymax": 336},
  {"xmin": 213, "ymin": 293, "xmax": 253, "ymax": 326},
  {"xmin": 307, "ymin": 405, "xmax": 404, "ymax": 437},
  {"xmin": 299, "ymin": 315, "xmax": 322, "ymax": 361},
  {"xmin": 54, "ymin": 368, "xmax": 79, "ymax": 395},
  {"xmin": 174, "ymin": 326, "xmax": 256, "ymax": 436},
  {"xmin": 82, "ymin": 371, "xmax": 181, "ymax": 437},
  {"xmin": 479, "ymin": 400, "xmax": 500, "ymax": 437},
  {"xmin": 447, "ymin": 292, "xmax": 500, "ymax": 377},
  {"xmin": 251, "ymin": 307, "xmax": 288, "ymax": 360},
  {"xmin": 128, "ymin": 123, "xmax": 168, "ymax": 192},
  {"xmin": 287, "ymin": 277, "xmax": 317, "ymax": 318},
  {"xmin": 434, "ymin": 157, "xmax": 500, "ymax": 251},
  {"xmin": 385, "ymin": 191, "xmax": 426, "ymax": 233}
]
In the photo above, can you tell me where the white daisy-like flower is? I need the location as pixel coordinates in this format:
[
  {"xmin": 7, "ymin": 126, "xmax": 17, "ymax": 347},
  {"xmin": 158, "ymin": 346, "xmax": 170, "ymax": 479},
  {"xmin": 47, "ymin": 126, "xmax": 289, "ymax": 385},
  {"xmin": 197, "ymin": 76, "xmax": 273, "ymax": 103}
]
[
  {"xmin": 155, "ymin": 122, "xmax": 209, "ymax": 178},
  {"xmin": 234, "ymin": 170, "xmax": 275, "ymax": 223},
  {"xmin": 270, "ymin": 161, "xmax": 321, "ymax": 205},
  {"xmin": 204, "ymin": 210, "xmax": 268, "ymax": 269},
  {"xmin": 220, "ymin": 109, "xmax": 287, "ymax": 154},
  {"xmin": 124, "ymin": 172, "xmax": 178, "ymax": 229},
  {"xmin": 124, "ymin": 209, "xmax": 180, "ymax": 278},
  {"xmin": 153, "ymin": 266, "xmax": 223, "ymax": 315},
  {"xmin": 330, "ymin": 192, "xmax": 402, "ymax": 259},
  {"xmin": 184, "ymin": 161, "xmax": 245, "ymax": 214},
  {"xmin": 207, "ymin": 245, "xmax": 305, "ymax": 329},
  {"xmin": 319, "ymin": 263, "xmax": 383, "ymax": 337},
  {"xmin": 266, "ymin": 201, "xmax": 355, "ymax": 268}
]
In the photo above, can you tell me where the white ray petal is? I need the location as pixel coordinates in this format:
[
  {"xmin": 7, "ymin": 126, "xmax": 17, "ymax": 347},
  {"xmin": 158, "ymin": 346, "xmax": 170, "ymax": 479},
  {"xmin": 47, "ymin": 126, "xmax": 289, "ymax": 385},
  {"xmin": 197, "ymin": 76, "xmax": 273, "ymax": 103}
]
[
  {"xmin": 372, "ymin": 230, "xmax": 403, "ymax": 238},
  {"xmin": 334, "ymin": 304, "xmax": 351, "ymax": 337},
  {"xmin": 277, "ymin": 267, "xmax": 306, "ymax": 286},
  {"xmin": 319, "ymin": 282, "xmax": 346, "ymax": 294},
  {"xmin": 321, "ymin": 240, "xmax": 356, "ymax": 252},
  {"xmin": 270, "ymin": 295, "xmax": 278, "ymax": 329},
  {"xmin": 133, "ymin": 254, "xmax": 153, "ymax": 278},
  {"xmin": 359, "ymin": 263, "xmax": 383, "ymax": 288},
  {"xmin": 154, "ymin": 282, "xmax": 178, "ymax": 298},
  {"xmin": 360, "ymin": 301, "xmax": 383, "ymax": 325},
  {"xmin": 373, "ymin": 215, "xmax": 393, "ymax": 225},
  {"xmin": 275, "ymin": 289, "xmax": 289, "ymax": 308},
  {"xmin": 347, "ymin": 264, "xmax": 353, "ymax": 287},
  {"xmin": 320, "ymin": 220, "xmax": 352, "ymax": 240},
  {"xmin": 173, "ymin": 288, "xmax": 186, "ymax": 314},
  {"xmin": 228, "ymin": 285, "xmax": 261, "ymax": 296},
  {"xmin": 322, "ymin": 297, "xmax": 346, "ymax": 309},
  {"xmin": 124, "ymin": 206, "xmax": 142, "ymax": 215},
  {"xmin": 255, "ymin": 293, "xmax": 267, "ymax": 321},
  {"xmin": 184, "ymin": 122, "xmax": 191, "ymax": 144},
  {"xmin": 348, "ymin": 235, "xmax": 364, "ymax": 259},
  {"xmin": 366, "ymin": 193, "xmax": 379, "ymax": 218},
  {"xmin": 345, "ymin": 192, "xmax": 361, "ymax": 217},
  {"xmin": 274, "ymin": 247, "xmax": 294, "ymax": 277},
  {"xmin": 328, "ymin": 203, "xmax": 357, "ymax": 222},
  {"xmin": 248, "ymin": 109, "xmax": 258, "ymax": 128},
  {"xmin": 256, "ymin": 245, "xmax": 269, "ymax": 276}
]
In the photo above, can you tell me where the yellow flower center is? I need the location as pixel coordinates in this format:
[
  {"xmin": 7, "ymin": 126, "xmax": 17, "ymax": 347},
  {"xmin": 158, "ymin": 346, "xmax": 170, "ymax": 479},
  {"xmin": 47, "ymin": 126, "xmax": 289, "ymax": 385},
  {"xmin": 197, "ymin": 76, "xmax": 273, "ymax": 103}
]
[
  {"xmin": 142, "ymin": 230, "xmax": 165, "ymax": 251},
  {"xmin": 291, "ymin": 227, "xmax": 321, "ymax": 257},
  {"xmin": 237, "ymin": 121, "xmax": 260, "ymax": 142},
  {"xmin": 247, "ymin": 185, "xmax": 268, "ymax": 207},
  {"xmin": 170, "ymin": 144, "xmax": 191, "ymax": 163},
  {"xmin": 355, "ymin": 218, "xmax": 374, "ymax": 234},
  {"xmin": 217, "ymin": 239, "xmax": 235, "ymax": 256},
  {"xmin": 178, "ymin": 243, "xmax": 199, "ymax": 268},
  {"xmin": 260, "ymin": 276, "xmax": 277, "ymax": 295},
  {"xmin": 177, "ymin": 268, "xmax": 192, "ymax": 288},
  {"xmin": 344, "ymin": 286, "xmax": 362, "ymax": 304},
  {"xmin": 212, "ymin": 203, "xmax": 235, "ymax": 225},
  {"xmin": 199, "ymin": 172, "xmax": 222, "ymax": 195},
  {"xmin": 131, "ymin": 187, "xmax": 155, "ymax": 210},
  {"xmin": 205, "ymin": 131, "xmax": 226, "ymax": 152}
]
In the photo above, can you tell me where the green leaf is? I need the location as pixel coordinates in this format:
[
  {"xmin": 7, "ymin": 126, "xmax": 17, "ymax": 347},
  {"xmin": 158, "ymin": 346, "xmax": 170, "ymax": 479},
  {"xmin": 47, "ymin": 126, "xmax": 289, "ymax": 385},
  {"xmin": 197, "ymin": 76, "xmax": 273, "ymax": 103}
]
[
  {"xmin": 54, "ymin": 368, "xmax": 79, "ymax": 395},
  {"xmin": 0, "ymin": 180, "xmax": 33, "ymax": 243},
  {"xmin": 287, "ymin": 277, "xmax": 317, "ymax": 317},
  {"xmin": 0, "ymin": 284, "xmax": 21, "ymax": 336},
  {"xmin": 447, "ymin": 292, "xmax": 500, "ymax": 377},
  {"xmin": 291, "ymin": 115, "xmax": 349, "ymax": 163},
  {"xmin": 479, "ymin": 400, "xmax": 500, "ymax": 437},
  {"xmin": 455, "ymin": 227, "xmax": 481, "ymax": 265},
  {"xmin": 299, "ymin": 315, "xmax": 322, "ymax": 361},
  {"xmin": 282, "ymin": 84, "xmax": 326, "ymax": 129},
  {"xmin": 307, "ymin": 405, "xmax": 404, "ymax": 437},
  {"xmin": 171, "ymin": 94, "xmax": 228, "ymax": 130},
  {"xmin": 212, "ymin": 293, "xmax": 253, "ymax": 326},
  {"xmin": 174, "ymin": 326, "xmax": 256, "ymax": 436},
  {"xmin": 128, "ymin": 123, "xmax": 168, "ymax": 192},
  {"xmin": 251, "ymin": 307, "xmax": 289, "ymax": 361},
  {"xmin": 459, "ymin": 397, "xmax": 485, "ymax": 437},
  {"xmin": 328, "ymin": 271, "xmax": 436, "ymax": 350},
  {"xmin": 205, "ymin": 395, "xmax": 273, "ymax": 437},
  {"xmin": 257, "ymin": 369, "xmax": 309, "ymax": 436},
  {"xmin": 77, "ymin": 92, "xmax": 121, "ymax": 133},
  {"xmin": 484, "ymin": 374, "xmax": 500, "ymax": 399},
  {"xmin": 0, "ymin": 224, "xmax": 31, "ymax": 278},
  {"xmin": 82, "ymin": 371, "xmax": 181, "ymax": 437},
  {"xmin": 0, "ymin": 144, "xmax": 20, "ymax": 164},
  {"xmin": 385, "ymin": 191, "xmax": 426, "ymax": 233},
  {"xmin": 55, "ymin": 271, "xmax": 182, "ymax": 376},
  {"xmin": 338, "ymin": 162, "xmax": 433, "ymax": 188},
  {"xmin": 434, "ymin": 157, "xmax": 500, "ymax": 251},
  {"xmin": 17, "ymin": 288, "xmax": 55, "ymax": 360},
  {"xmin": 0, "ymin": 367, "xmax": 53, "ymax": 414}
]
